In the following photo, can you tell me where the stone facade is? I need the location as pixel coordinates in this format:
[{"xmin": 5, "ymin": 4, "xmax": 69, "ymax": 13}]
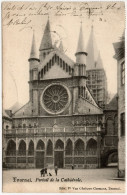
[
  {"xmin": 101, "ymin": 95, "xmax": 118, "ymax": 167},
  {"xmin": 3, "ymin": 20, "xmax": 117, "ymax": 169},
  {"xmin": 117, "ymin": 58, "xmax": 125, "ymax": 177},
  {"xmin": 86, "ymin": 27, "xmax": 107, "ymax": 108},
  {"xmin": 113, "ymin": 37, "xmax": 125, "ymax": 178}
]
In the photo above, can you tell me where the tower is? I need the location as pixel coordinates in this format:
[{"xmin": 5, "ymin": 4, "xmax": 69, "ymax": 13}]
[
  {"xmin": 39, "ymin": 18, "xmax": 54, "ymax": 63},
  {"xmin": 86, "ymin": 26, "xmax": 107, "ymax": 108},
  {"xmin": 28, "ymin": 32, "xmax": 40, "ymax": 115},
  {"xmin": 74, "ymin": 23, "xmax": 87, "ymax": 77}
]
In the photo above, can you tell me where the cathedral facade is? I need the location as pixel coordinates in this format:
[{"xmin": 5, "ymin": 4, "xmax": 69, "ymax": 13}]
[{"xmin": 4, "ymin": 20, "xmax": 112, "ymax": 169}]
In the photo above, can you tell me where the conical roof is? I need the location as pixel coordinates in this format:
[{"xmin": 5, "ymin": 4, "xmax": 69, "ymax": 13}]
[
  {"xmin": 76, "ymin": 23, "xmax": 86, "ymax": 54},
  {"xmin": 59, "ymin": 40, "xmax": 64, "ymax": 52},
  {"xmin": 96, "ymin": 51, "xmax": 103, "ymax": 69},
  {"xmin": 30, "ymin": 31, "xmax": 38, "ymax": 59},
  {"xmin": 39, "ymin": 19, "xmax": 53, "ymax": 51},
  {"xmin": 86, "ymin": 26, "xmax": 98, "ymax": 70}
]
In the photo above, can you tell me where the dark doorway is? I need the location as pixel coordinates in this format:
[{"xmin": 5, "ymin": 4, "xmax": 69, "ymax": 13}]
[
  {"xmin": 36, "ymin": 151, "xmax": 44, "ymax": 168},
  {"xmin": 55, "ymin": 151, "xmax": 64, "ymax": 168}
]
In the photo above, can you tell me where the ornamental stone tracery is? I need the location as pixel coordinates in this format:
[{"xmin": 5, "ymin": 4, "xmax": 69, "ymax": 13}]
[{"xmin": 41, "ymin": 84, "xmax": 70, "ymax": 114}]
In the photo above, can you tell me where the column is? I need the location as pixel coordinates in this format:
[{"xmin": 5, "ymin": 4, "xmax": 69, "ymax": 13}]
[
  {"xmin": 84, "ymin": 134, "xmax": 86, "ymax": 169},
  {"xmin": 72, "ymin": 141, "xmax": 74, "ymax": 166},
  {"xmin": 64, "ymin": 128, "xmax": 66, "ymax": 168},
  {"xmin": 16, "ymin": 137, "xmax": 18, "ymax": 169},
  {"xmin": 34, "ymin": 138, "xmax": 36, "ymax": 168},
  {"xmin": 26, "ymin": 138, "xmax": 28, "ymax": 168},
  {"xmin": 53, "ymin": 128, "xmax": 55, "ymax": 167},
  {"xmin": 44, "ymin": 128, "xmax": 47, "ymax": 168},
  {"xmin": 97, "ymin": 132, "xmax": 101, "ymax": 168}
]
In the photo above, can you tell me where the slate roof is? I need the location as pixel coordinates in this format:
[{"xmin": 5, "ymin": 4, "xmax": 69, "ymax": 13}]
[{"xmin": 105, "ymin": 94, "xmax": 118, "ymax": 110}]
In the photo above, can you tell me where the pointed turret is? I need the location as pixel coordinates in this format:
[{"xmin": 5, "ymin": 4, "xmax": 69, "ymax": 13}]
[
  {"xmin": 75, "ymin": 23, "xmax": 87, "ymax": 64},
  {"xmin": 86, "ymin": 25, "xmax": 98, "ymax": 70},
  {"xmin": 96, "ymin": 51, "xmax": 103, "ymax": 69},
  {"xmin": 39, "ymin": 19, "xmax": 54, "ymax": 62},
  {"xmin": 39, "ymin": 19, "xmax": 53, "ymax": 51},
  {"xmin": 28, "ymin": 32, "xmax": 39, "ymax": 62},
  {"xmin": 59, "ymin": 40, "xmax": 64, "ymax": 52},
  {"xmin": 74, "ymin": 23, "xmax": 87, "ymax": 77},
  {"xmin": 76, "ymin": 24, "xmax": 86, "ymax": 54}
]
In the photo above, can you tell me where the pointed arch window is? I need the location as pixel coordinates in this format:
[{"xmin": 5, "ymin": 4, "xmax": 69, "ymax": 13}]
[
  {"xmin": 28, "ymin": 140, "xmax": 34, "ymax": 156},
  {"xmin": 74, "ymin": 139, "xmax": 84, "ymax": 155},
  {"xmin": 6, "ymin": 140, "xmax": 16, "ymax": 156},
  {"xmin": 18, "ymin": 140, "xmax": 26, "ymax": 156},
  {"xmin": 86, "ymin": 139, "xmax": 97, "ymax": 155},
  {"xmin": 55, "ymin": 139, "xmax": 64, "ymax": 150},
  {"xmin": 47, "ymin": 140, "xmax": 53, "ymax": 155},
  {"xmin": 36, "ymin": 140, "xmax": 45, "ymax": 150},
  {"xmin": 65, "ymin": 139, "xmax": 72, "ymax": 155}
]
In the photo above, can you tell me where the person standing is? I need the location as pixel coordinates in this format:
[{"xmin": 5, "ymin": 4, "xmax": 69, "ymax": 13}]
[
  {"xmin": 55, "ymin": 166, "xmax": 58, "ymax": 176},
  {"xmin": 40, "ymin": 168, "xmax": 45, "ymax": 177}
]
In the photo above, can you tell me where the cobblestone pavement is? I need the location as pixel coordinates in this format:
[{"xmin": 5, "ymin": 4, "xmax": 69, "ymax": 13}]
[{"xmin": 3, "ymin": 168, "xmax": 125, "ymax": 193}]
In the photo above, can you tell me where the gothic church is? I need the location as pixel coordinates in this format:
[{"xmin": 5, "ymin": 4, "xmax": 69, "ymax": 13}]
[{"xmin": 4, "ymin": 19, "xmax": 108, "ymax": 169}]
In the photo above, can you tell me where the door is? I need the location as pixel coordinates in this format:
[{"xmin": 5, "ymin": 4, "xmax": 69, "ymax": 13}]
[
  {"xmin": 55, "ymin": 151, "xmax": 64, "ymax": 168},
  {"xmin": 36, "ymin": 151, "xmax": 44, "ymax": 168}
]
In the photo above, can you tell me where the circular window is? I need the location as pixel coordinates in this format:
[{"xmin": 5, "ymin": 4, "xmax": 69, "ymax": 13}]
[{"xmin": 41, "ymin": 84, "xmax": 70, "ymax": 114}]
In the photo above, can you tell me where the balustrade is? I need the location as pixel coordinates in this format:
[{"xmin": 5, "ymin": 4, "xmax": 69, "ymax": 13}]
[{"xmin": 5, "ymin": 126, "xmax": 99, "ymax": 135}]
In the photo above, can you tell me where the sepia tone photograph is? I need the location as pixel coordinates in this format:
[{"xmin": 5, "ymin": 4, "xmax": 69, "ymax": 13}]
[{"xmin": 2, "ymin": 1, "xmax": 125, "ymax": 193}]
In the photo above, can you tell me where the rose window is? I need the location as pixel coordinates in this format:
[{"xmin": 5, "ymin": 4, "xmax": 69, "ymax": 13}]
[{"xmin": 42, "ymin": 84, "xmax": 69, "ymax": 114}]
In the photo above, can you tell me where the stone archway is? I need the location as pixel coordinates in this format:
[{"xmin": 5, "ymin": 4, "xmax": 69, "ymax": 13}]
[
  {"xmin": 6, "ymin": 140, "xmax": 16, "ymax": 156},
  {"xmin": 54, "ymin": 139, "xmax": 64, "ymax": 168},
  {"xmin": 36, "ymin": 140, "xmax": 45, "ymax": 168}
]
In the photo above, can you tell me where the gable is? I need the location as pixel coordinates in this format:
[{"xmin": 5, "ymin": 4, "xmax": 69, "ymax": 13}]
[
  {"xmin": 13, "ymin": 102, "xmax": 32, "ymax": 118},
  {"xmin": 43, "ymin": 62, "xmax": 71, "ymax": 79},
  {"xmin": 39, "ymin": 50, "xmax": 74, "ymax": 80}
]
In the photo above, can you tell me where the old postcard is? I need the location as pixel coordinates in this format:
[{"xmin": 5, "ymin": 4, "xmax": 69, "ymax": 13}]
[{"xmin": 2, "ymin": 1, "xmax": 125, "ymax": 193}]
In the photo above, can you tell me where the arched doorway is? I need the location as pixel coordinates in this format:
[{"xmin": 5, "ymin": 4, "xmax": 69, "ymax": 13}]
[
  {"xmin": 66, "ymin": 139, "xmax": 72, "ymax": 155},
  {"xmin": 74, "ymin": 139, "xmax": 84, "ymax": 165},
  {"xmin": 74, "ymin": 139, "xmax": 84, "ymax": 155},
  {"xmin": 108, "ymin": 152, "xmax": 118, "ymax": 166},
  {"xmin": 86, "ymin": 139, "xmax": 97, "ymax": 155},
  {"xmin": 55, "ymin": 139, "xmax": 64, "ymax": 168},
  {"xmin": 6, "ymin": 140, "xmax": 16, "ymax": 156},
  {"xmin": 18, "ymin": 140, "xmax": 26, "ymax": 156},
  {"xmin": 47, "ymin": 140, "xmax": 53, "ymax": 155},
  {"xmin": 36, "ymin": 140, "xmax": 45, "ymax": 168},
  {"xmin": 28, "ymin": 140, "xmax": 34, "ymax": 156}
]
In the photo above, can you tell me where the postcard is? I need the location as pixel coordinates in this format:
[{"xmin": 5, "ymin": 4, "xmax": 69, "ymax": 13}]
[{"xmin": 2, "ymin": 1, "xmax": 125, "ymax": 193}]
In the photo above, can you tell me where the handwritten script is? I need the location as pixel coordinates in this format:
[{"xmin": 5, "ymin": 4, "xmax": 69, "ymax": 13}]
[{"xmin": 2, "ymin": 2, "xmax": 122, "ymax": 29}]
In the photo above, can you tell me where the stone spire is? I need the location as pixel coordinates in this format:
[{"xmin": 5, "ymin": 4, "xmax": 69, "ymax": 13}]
[
  {"xmin": 74, "ymin": 23, "xmax": 87, "ymax": 77},
  {"xmin": 29, "ymin": 31, "xmax": 39, "ymax": 62},
  {"xmin": 39, "ymin": 18, "xmax": 53, "ymax": 51},
  {"xmin": 75, "ymin": 23, "xmax": 87, "ymax": 64},
  {"xmin": 86, "ymin": 25, "xmax": 98, "ymax": 70},
  {"xmin": 96, "ymin": 51, "xmax": 103, "ymax": 69},
  {"xmin": 76, "ymin": 23, "xmax": 86, "ymax": 55},
  {"xmin": 59, "ymin": 40, "xmax": 64, "ymax": 52}
]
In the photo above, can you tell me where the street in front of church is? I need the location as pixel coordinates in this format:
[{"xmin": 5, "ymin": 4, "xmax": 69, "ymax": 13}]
[
  {"xmin": 3, "ymin": 167, "xmax": 124, "ymax": 183},
  {"xmin": 3, "ymin": 167, "xmax": 125, "ymax": 193}
]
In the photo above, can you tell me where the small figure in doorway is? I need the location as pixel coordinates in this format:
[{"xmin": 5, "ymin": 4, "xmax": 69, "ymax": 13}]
[
  {"xmin": 55, "ymin": 166, "xmax": 58, "ymax": 176},
  {"xmin": 72, "ymin": 164, "xmax": 74, "ymax": 170}
]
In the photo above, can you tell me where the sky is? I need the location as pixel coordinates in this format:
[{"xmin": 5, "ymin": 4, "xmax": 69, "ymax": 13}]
[{"xmin": 2, "ymin": 1, "xmax": 125, "ymax": 109}]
